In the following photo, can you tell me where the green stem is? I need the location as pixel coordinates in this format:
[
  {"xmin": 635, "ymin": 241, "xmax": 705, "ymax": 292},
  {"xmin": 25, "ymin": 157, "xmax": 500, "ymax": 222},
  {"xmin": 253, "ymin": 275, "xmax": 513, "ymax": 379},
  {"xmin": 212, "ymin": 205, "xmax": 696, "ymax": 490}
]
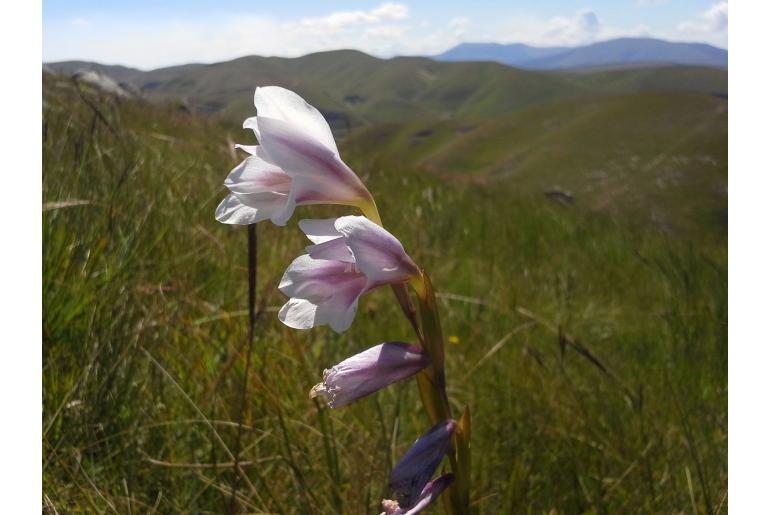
[{"xmin": 411, "ymin": 272, "xmax": 469, "ymax": 515}]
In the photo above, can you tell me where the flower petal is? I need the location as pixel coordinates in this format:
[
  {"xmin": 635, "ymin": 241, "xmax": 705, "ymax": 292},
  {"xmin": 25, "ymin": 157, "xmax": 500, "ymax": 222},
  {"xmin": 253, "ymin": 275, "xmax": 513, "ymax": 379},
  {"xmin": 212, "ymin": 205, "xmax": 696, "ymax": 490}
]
[
  {"xmin": 253, "ymin": 86, "xmax": 338, "ymax": 154},
  {"xmin": 243, "ymin": 116, "xmax": 260, "ymax": 141},
  {"xmin": 317, "ymin": 293, "xmax": 363, "ymax": 333},
  {"xmin": 224, "ymin": 154, "xmax": 292, "ymax": 196},
  {"xmin": 334, "ymin": 216, "xmax": 420, "ymax": 286},
  {"xmin": 298, "ymin": 218, "xmax": 343, "ymax": 244},
  {"xmin": 234, "ymin": 144, "xmax": 257, "ymax": 155},
  {"xmin": 257, "ymin": 116, "xmax": 369, "ymax": 205},
  {"xmin": 232, "ymin": 190, "xmax": 286, "ymax": 212},
  {"xmin": 389, "ymin": 420, "xmax": 457, "ymax": 509},
  {"xmin": 277, "ymin": 298, "xmax": 318, "ymax": 330},
  {"xmin": 306, "ymin": 238, "xmax": 355, "ymax": 263},
  {"xmin": 215, "ymin": 193, "xmax": 272, "ymax": 225},
  {"xmin": 310, "ymin": 342, "xmax": 429, "ymax": 408},
  {"xmin": 400, "ymin": 474, "xmax": 455, "ymax": 515},
  {"xmin": 267, "ymin": 190, "xmax": 297, "ymax": 227},
  {"xmin": 278, "ymin": 255, "xmax": 353, "ymax": 299},
  {"xmin": 298, "ymin": 219, "xmax": 352, "ymax": 261},
  {"xmin": 278, "ymin": 255, "xmax": 368, "ymax": 333}
]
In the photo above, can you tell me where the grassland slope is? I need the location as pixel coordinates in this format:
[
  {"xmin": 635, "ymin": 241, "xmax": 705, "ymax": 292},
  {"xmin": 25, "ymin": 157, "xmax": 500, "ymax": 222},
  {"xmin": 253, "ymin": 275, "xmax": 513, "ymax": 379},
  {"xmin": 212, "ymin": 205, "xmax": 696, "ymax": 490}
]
[
  {"xmin": 43, "ymin": 73, "xmax": 726, "ymax": 514},
  {"xmin": 344, "ymin": 91, "xmax": 727, "ymax": 239}
]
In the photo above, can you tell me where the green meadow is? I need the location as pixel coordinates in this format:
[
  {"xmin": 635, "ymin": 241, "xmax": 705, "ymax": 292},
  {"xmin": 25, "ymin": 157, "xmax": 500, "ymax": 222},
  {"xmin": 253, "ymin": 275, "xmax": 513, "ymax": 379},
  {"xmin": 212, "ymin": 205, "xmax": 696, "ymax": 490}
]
[{"xmin": 42, "ymin": 67, "xmax": 726, "ymax": 514}]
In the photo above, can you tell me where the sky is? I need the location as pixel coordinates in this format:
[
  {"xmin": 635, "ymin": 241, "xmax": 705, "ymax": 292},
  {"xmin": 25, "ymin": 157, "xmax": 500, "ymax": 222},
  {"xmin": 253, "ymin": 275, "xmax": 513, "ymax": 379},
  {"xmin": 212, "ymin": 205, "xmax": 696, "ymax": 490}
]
[{"xmin": 43, "ymin": 0, "xmax": 728, "ymax": 70}]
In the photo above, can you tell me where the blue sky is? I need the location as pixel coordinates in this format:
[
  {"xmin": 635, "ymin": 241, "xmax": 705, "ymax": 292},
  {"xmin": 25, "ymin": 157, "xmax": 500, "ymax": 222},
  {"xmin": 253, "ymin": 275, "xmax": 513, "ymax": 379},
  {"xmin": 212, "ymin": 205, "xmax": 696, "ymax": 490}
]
[{"xmin": 43, "ymin": 1, "xmax": 728, "ymax": 69}]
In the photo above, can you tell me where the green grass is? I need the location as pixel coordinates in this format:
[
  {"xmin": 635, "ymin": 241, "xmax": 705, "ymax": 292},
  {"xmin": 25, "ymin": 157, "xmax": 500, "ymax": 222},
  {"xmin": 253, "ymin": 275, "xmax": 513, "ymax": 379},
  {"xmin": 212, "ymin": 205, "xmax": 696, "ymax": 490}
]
[
  {"xmin": 558, "ymin": 65, "xmax": 728, "ymax": 97},
  {"xmin": 42, "ymin": 74, "xmax": 726, "ymax": 514}
]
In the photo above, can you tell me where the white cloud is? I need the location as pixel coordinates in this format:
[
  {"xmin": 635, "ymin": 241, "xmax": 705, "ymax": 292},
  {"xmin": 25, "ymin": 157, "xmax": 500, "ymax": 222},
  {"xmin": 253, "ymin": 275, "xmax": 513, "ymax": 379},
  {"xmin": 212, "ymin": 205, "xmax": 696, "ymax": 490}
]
[
  {"xmin": 542, "ymin": 9, "xmax": 601, "ymax": 46},
  {"xmin": 42, "ymin": 4, "xmax": 725, "ymax": 69},
  {"xmin": 365, "ymin": 25, "xmax": 407, "ymax": 38},
  {"xmin": 494, "ymin": 9, "xmax": 649, "ymax": 47},
  {"xmin": 46, "ymin": 16, "xmax": 284, "ymax": 68},
  {"xmin": 371, "ymin": 3, "xmax": 409, "ymax": 20},
  {"xmin": 44, "ymin": 3, "xmax": 417, "ymax": 69},
  {"xmin": 678, "ymin": 2, "xmax": 728, "ymax": 33},
  {"xmin": 294, "ymin": 2, "xmax": 409, "ymax": 34},
  {"xmin": 676, "ymin": 1, "xmax": 727, "ymax": 47},
  {"xmin": 448, "ymin": 17, "xmax": 471, "ymax": 37}
]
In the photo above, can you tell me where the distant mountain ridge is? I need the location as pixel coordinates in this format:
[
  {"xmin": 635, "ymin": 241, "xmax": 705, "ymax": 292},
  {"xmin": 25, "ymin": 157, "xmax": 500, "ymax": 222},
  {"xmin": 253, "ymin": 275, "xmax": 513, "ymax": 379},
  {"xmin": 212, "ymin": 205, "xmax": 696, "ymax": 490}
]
[
  {"xmin": 435, "ymin": 38, "xmax": 727, "ymax": 70},
  {"xmin": 433, "ymin": 42, "xmax": 569, "ymax": 65},
  {"xmin": 46, "ymin": 48, "xmax": 727, "ymax": 133}
]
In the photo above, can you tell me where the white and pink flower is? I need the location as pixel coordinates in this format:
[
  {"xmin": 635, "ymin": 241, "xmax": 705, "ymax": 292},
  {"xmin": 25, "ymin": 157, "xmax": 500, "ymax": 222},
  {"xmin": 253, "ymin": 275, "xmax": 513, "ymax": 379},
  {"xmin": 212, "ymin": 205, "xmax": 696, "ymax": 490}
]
[
  {"xmin": 278, "ymin": 215, "xmax": 420, "ymax": 333},
  {"xmin": 216, "ymin": 87, "xmax": 373, "ymax": 226}
]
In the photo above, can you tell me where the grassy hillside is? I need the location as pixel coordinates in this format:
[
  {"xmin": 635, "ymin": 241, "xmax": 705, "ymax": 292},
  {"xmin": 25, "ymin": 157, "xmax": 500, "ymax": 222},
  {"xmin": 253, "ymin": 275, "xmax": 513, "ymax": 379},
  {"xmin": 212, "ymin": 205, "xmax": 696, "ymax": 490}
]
[
  {"xmin": 42, "ymin": 73, "xmax": 726, "ymax": 513},
  {"xmin": 47, "ymin": 50, "xmax": 727, "ymax": 132},
  {"xmin": 559, "ymin": 65, "xmax": 728, "ymax": 96},
  {"xmin": 344, "ymin": 91, "xmax": 727, "ymax": 238}
]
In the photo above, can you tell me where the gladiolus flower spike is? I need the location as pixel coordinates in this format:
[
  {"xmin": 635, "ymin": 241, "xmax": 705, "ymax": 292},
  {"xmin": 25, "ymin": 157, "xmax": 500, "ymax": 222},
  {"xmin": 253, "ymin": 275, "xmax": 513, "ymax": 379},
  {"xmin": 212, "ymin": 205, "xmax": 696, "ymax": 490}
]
[{"xmin": 217, "ymin": 84, "xmax": 472, "ymax": 515}]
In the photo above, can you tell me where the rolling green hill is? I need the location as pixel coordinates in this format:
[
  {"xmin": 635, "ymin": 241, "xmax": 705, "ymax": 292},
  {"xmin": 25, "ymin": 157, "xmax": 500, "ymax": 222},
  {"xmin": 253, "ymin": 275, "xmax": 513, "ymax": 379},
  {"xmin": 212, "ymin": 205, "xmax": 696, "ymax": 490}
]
[
  {"xmin": 344, "ymin": 91, "xmax": 727, "ymax": 238},
  {"xmin": 46, "ymin": 50, "xmax": 727, "ymax": 133},
  {"xmin": 557, "ymin": 64, "xmax": 729, "ymax": 96}
]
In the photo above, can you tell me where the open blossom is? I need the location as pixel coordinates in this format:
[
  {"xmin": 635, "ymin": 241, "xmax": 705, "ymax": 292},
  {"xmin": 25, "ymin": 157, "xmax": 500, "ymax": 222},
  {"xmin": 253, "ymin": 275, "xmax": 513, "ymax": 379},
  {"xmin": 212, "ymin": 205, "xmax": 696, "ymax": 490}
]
[
  {"xmin": 381, "ymin": 474, "xmax": 455, "ymax": 515},
  {"xmin": 389, "ymin": 419, "xmax": 456, "ymax": 510},
  {"xmin": 279, "ymin": 215, "xmax": 420, "ymax": 333},
  {"xmin": 216, "ymin": 86, "xmax": 373, "ymax": 226},
  {"xmin": 310, "ymin": 342, "xmax": 429, "ymax": 408}
]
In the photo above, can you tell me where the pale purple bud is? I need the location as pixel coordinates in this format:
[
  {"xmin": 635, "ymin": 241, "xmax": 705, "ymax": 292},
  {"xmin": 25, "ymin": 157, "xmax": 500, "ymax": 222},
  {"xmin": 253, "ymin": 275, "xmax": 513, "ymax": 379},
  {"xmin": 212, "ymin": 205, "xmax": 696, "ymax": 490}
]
[
  {"xmin": 389, "ymin": 420, "xmax": 457, "ymax": 509},
  {"xmin": 310, "ymin": 343, "xmax": 429, "ymax": 408},
  {"xmin": 380, "ymin": 474, "xmax": 455, "ymax": 515}
]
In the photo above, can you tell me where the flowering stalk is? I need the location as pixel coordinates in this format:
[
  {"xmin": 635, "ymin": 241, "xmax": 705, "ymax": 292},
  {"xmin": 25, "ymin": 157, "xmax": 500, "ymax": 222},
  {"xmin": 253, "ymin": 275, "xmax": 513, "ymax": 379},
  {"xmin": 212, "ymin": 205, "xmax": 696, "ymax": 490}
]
[{"xmin": 217, "ymin": 85, "xmax": 470, "ymax": 514}]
